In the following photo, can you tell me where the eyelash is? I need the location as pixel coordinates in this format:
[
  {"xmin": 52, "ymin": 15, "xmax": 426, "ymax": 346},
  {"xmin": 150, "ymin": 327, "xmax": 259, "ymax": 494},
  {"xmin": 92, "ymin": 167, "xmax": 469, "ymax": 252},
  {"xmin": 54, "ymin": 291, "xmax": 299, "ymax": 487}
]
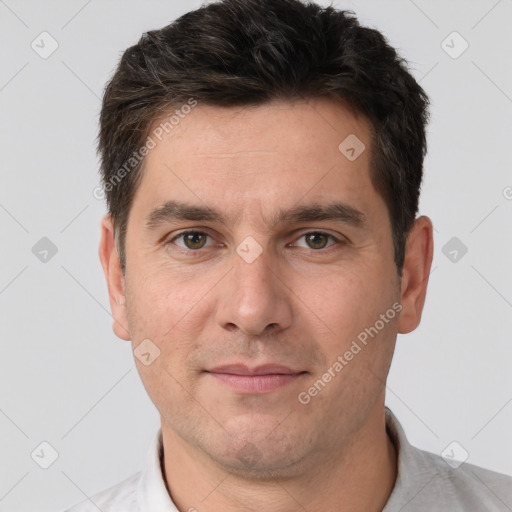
[{"xmin": 166, "ymin": 230, "xmax": 345, "ymax": 255}]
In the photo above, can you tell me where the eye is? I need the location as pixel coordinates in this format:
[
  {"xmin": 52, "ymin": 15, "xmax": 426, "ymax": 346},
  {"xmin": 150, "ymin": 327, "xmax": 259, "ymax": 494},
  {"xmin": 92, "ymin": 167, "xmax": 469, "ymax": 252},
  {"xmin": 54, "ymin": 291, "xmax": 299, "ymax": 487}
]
[
  {"xmin": 292, "ymin": 232, "xmax": 341, "ymax": 250},
  {"xmin": 169, "ymin": 231, "xmax": 215, "ymax": 250},
  {"xmin": 166, "ymin": 230, "xmax": 344, "ymax": 254}
]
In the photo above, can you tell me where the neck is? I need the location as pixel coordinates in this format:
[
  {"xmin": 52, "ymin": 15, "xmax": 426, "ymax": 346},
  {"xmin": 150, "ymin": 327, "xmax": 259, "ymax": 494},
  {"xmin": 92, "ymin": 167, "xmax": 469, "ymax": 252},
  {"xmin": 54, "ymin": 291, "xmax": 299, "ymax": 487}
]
[{"xmin": 160, "ymin": 404, "xmax": 397, "ymax": 512}]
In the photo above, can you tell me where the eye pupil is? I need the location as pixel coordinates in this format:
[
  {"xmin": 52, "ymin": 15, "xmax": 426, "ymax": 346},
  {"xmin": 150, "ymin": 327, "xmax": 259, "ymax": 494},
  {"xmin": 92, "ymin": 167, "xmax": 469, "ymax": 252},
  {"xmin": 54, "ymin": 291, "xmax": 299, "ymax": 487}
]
[
  {"xmin": 306, "ymin": 233, "xmax": 328, "ymax": 249},
  {"xmin": 184, "ymin": 232, "xmax": 207, "ymax": 249}
]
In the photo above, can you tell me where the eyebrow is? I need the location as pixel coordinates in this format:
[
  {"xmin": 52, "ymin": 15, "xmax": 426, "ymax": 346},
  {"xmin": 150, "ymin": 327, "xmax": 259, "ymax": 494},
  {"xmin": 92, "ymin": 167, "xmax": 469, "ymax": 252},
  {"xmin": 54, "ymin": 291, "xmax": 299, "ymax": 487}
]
[{"xmin": 145, "ymin": 200, "xmax": 368, "ymax": 231}]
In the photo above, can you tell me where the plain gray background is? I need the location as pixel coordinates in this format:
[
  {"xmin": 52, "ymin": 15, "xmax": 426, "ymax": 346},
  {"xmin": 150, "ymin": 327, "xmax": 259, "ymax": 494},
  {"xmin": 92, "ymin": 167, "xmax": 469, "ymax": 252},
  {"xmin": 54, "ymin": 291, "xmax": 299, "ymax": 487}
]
[{"xmin": 1, "ymin": 0, "xmax": 511, "ymax": 510}]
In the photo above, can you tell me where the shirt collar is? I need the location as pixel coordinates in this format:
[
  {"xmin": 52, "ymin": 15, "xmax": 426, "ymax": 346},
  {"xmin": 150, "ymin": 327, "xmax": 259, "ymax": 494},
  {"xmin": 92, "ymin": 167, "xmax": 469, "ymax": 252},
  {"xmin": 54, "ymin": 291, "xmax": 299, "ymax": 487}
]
[
  {"xmin": 383, "ymin": 407, "xmax": 438, "ymax": 511},
  {"xmin": 136, "ymin": 426, "xmax": 178, "ymax": 512}
]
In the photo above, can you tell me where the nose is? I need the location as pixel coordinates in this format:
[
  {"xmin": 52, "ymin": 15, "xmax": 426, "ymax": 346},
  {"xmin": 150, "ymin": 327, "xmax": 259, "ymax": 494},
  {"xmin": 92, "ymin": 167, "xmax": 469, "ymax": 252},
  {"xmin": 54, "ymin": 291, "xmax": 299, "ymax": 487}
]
[{"xmin": 214, "ymin": 243, "xmax": 293, "ymax": 337}]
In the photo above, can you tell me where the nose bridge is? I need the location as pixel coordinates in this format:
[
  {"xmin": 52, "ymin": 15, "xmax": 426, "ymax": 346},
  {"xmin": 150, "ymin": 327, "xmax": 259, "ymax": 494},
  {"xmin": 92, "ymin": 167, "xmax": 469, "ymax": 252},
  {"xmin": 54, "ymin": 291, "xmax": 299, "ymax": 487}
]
[{"xmin": 233, "ymin": 237, "xmax": 277, "ymax": 303}]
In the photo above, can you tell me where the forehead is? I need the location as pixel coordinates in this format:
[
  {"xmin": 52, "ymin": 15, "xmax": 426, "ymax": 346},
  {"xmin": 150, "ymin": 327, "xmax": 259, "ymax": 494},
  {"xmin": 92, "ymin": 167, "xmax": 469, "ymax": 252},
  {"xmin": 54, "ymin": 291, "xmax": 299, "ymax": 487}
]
[
  {"xmin": 147, "ymin": 98, "xmax": 371, "ymax": 164},
  {"xmin": 131, "ymin": 98, "xmax": 382, "ymax": 226}
]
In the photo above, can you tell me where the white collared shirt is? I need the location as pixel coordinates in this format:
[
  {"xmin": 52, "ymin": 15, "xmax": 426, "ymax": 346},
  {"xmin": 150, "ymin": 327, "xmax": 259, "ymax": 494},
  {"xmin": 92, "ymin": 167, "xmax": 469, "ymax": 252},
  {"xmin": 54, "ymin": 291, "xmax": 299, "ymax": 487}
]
[{"xmin": 64, "ymin": 408, "xmax": 512, "ymax": 511}]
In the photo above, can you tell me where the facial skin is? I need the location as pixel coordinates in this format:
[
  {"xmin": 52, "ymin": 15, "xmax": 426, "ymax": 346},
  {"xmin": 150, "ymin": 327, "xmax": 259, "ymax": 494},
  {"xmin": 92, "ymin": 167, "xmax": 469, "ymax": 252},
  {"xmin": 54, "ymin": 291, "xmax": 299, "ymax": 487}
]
[{"xmin": 100, "ymin": 98, "xmax": 433, "ymax": 511}]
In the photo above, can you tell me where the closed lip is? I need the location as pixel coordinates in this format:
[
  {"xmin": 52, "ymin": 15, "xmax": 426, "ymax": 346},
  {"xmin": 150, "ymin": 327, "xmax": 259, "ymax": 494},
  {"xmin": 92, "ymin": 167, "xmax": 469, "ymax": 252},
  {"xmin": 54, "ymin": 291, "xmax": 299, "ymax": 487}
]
[{"xmin": 206, "ymin": 364, "xmax": 305, "ymax": 376}]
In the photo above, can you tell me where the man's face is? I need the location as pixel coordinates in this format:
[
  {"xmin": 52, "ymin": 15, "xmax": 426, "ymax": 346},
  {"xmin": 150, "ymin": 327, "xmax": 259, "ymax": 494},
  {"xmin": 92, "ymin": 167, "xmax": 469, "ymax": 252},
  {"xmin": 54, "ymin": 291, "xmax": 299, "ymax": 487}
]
[{"xmin": 115, "ymin": 98, "xmax": 404, "ymax": 475}]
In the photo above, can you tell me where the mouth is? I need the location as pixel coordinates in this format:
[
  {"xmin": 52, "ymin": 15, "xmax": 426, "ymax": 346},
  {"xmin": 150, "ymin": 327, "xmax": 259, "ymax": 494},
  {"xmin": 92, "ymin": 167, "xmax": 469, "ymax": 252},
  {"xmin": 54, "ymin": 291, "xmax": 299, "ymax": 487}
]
[{"xmin": 205, "ymin": 364, "xmax": 308, "ymax": 394}]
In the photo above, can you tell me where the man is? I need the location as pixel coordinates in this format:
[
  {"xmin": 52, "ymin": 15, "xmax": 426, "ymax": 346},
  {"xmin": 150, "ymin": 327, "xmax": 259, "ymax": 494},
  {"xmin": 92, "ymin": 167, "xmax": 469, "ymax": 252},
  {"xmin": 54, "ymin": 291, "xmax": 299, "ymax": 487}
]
[{"xmin": 66, "ymin": 0, "xmax": 512, "ymax": 510}]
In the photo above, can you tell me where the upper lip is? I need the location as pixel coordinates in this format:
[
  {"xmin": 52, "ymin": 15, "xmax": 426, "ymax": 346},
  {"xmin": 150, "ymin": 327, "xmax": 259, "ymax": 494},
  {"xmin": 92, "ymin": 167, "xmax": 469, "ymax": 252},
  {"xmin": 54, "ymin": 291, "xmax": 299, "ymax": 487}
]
[{"xmin": 207, "ymin": 364, "xmax": 304, "ymax": 376}]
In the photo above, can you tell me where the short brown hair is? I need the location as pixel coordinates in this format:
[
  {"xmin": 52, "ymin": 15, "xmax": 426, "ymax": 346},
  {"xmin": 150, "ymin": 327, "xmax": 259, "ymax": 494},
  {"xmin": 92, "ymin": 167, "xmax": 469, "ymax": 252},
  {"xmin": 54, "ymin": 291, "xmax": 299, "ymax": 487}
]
[{"xmin": 98, "ymin": 0, "xmax": 430, "ymax": 275}]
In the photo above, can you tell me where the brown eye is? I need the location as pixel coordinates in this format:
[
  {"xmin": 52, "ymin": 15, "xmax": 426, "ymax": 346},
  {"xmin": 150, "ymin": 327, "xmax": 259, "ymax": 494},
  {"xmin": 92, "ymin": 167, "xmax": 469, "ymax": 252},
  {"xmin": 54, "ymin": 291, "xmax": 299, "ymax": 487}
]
[
  {"xmin": 293, "ymin": 232, "xmax": 340, "ymax": 250},
  {"xmin": 171, "ymin": 231, "xmax": 212, "ymax": 250},
  {"xmin": 304, "ymin": 232, "xmax": 330, "ymax": 249}
]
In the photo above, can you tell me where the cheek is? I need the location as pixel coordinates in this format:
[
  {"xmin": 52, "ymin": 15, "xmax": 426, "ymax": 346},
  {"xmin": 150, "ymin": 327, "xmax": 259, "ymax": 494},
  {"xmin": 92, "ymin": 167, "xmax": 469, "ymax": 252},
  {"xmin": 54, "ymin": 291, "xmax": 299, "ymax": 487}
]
[
  {"xmin": 126, "ymin": 272, "xmax": 204, "ymax": 396},
  {"xmin": 126, "ymin": 263, "xmax": 208, "ymax": 338},
  {"xmin": 125, "ymin": 269, "xmax": 214, "ymax": 397},
  {"xmin": 317, "ymin": 269, "xmax": 374, "ymax": 324},
  {"xmin": 312, "ymin": 263, "xmax": 398, "ymax": 350}
]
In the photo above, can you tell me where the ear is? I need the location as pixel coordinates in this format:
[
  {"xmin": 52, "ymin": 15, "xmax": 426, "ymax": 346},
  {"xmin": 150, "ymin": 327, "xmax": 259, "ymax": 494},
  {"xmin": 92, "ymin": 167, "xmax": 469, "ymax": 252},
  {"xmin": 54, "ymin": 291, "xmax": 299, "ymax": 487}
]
[
  {"xmin": 398, "ymin": 216, "xmax": 434, "ymax": 334},
  {"xmin": 98, "ymin": 215, "xmax": 131, "ymax": 341}
]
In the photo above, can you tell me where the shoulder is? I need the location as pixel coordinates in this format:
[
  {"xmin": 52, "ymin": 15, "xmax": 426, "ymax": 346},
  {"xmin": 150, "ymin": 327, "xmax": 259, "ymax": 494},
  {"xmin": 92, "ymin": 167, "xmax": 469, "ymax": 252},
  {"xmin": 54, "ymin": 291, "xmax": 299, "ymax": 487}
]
[
  {"xmin": 411, "ymin": 445, "xmax": 512, "ymax": 510},
  {"xmin": 384, "ymin": 408, "xmax": 512, "ymax": 511},
  {"xmin": 63, "ymin": 471, "xmax": 142, "ymax": 512}
]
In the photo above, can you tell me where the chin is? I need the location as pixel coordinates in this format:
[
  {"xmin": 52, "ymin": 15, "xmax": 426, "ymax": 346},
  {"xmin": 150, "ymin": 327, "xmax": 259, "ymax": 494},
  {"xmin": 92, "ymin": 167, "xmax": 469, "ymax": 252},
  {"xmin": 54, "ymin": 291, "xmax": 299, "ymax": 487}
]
[{"xmin": 210, "ymin": 429, "xmax": 310, "ymax": 480}]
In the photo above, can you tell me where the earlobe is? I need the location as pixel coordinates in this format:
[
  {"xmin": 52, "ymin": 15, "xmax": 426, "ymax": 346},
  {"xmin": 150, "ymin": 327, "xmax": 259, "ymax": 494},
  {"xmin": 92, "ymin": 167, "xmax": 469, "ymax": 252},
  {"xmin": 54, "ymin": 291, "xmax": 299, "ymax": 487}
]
[
  {"xmin": 98, "ymin": 215, "xmax": 131, "ymax": 341},
  {"xmin": 397, "ymin": 216, "xmax": 434, "ymax": 334}
]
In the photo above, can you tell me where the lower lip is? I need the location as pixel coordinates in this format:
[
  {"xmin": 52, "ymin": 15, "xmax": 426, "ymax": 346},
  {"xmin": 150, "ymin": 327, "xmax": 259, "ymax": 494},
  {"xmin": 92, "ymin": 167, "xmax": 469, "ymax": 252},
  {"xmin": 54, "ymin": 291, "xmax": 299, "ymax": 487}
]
[{"xmin": 208, "ymin": 373, "xmax": 303, "ymax": 393}]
